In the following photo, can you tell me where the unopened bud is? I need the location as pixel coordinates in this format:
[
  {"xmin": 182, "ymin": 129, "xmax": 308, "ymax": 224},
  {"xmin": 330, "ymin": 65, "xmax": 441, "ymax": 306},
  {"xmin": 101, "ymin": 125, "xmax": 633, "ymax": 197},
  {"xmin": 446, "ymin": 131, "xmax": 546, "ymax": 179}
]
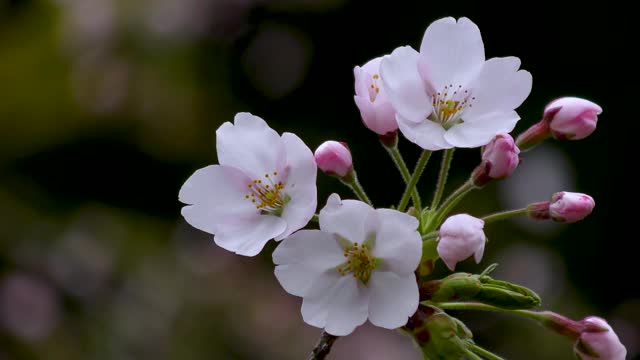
[
  {"xmin": 574, "ymin": 317, "xmax": 626, "ymax": 360},
  {"xmin": 545, "ymin": 97, "xmax": 602, "ymax": 140},
  {"xmin": 421, "ymin": 272, "xmax": 540, "ymax": 309},
  {"xmin": 549, "ymin": 192, "xmax": 595, "ymax": 223},
  {"xmin": 314, "ymin": 141, "xmax": 353, "ymax": 178},
  {"xmin": 472, "ymin": 134, "xmax": 520, "ymax": 187}
]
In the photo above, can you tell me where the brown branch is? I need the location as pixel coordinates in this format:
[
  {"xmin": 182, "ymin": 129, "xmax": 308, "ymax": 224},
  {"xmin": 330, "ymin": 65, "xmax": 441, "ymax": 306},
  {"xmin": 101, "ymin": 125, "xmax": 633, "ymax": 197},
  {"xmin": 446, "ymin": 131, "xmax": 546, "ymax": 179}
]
[{"xmin": 307, "ymin": 331, "xmax": 338, "ymax": 360}]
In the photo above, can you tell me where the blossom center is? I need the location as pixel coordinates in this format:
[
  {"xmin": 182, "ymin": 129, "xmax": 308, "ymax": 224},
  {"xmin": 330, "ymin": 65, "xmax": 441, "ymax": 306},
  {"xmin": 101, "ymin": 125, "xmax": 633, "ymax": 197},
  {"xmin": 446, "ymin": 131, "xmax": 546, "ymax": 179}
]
[
  {"xmin": 368, "ymin": 73, "xmax": 381, "ymax": 102},
  {"xmin": 430, "ymin": 84, "xmax": 475, "ymax": 129},
  {"xmin": 337, "ymin": 241, "xmax": 378, "ymax": 284},
  {"xmin": 245, "ymin": 172, "xmax": 289, "ymax": 216}
]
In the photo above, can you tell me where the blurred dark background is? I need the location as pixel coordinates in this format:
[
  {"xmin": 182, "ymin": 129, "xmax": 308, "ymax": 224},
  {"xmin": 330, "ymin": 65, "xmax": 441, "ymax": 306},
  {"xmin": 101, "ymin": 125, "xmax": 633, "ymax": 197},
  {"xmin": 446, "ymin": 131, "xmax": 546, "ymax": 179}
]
[{"xmin": 0, "ymin": 0, "xmax": 635, "ymax": 359}]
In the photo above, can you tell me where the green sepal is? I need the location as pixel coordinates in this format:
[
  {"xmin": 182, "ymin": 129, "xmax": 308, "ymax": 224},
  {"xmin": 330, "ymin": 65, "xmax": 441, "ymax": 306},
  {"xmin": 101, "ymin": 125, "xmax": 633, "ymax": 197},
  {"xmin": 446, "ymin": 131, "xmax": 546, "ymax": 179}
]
[
  {"xmin": 418, "ymin": 239, "xmax": 439, "ymax": 278},
  {"xmin": 415, "ymin": 309, "xmax": 471, "ymax": 360},
  {"xmin": 476, "ymin": 276, "xmax": 542, "ymax": 309},
  {"xmin": 420, "ymin": 208, "xmax": 437, "ymax": 234},
  {"xmin": 421, "ymin": 273, "xmax": 482, "ymax": 302}
]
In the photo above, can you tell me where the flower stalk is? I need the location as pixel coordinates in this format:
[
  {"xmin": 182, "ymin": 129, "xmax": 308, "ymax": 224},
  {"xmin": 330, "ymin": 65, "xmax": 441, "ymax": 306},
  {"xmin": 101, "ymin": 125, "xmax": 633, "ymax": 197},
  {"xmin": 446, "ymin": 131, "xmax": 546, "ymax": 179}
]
[{"xmin": 398, "ymin": 150, "xmax": 432, "ymax": 212}]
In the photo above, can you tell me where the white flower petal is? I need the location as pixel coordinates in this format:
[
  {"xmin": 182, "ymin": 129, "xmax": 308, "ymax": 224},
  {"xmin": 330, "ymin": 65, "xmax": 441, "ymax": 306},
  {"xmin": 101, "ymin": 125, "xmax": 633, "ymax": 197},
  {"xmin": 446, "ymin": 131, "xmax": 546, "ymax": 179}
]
[
  {"xmin": 324, "ymin": 277, "xmax": 369, "ymax": 336},
  {"xmin": 319, "ymin": 194, "xmax": 373, "ymax": 244},
  {"xmin": 380, "ymin": 46, "xmax": 432, "ymax": 124},
  {"xmin": 273, "ymin": 230, "xmax": 344, "ymax": 296},
  {"xmin": 465, "ymin": 57, "xmax": 532, "ymax": 118},
  {"xmin": 179, "ymin": 165, "xmax": 256, "ymax": 234},
  {"xmin": 213, "ymin": 214, "xmax": 286, "ymax": 256},
  {"xmin": 444, "ymin": 111, "xmax": 520, "ymax": 148},
  {"xmin": 216, "ymin": 112, "xmax": 285, "ymax": 179},
  {"xmin": 368, "ymin": 271, "xmax": 419, "ymax": 329},
  {"xmin": 419, "ymin": 17, "xmax": 485, "ymax": 90},
  {"xmin": 397, "ymin": 114, "xmax": 452, "ymax": 150},
  {"xmin": 301, "ymin": 273, "xmax": 369, "ymax": 336},
  {"xmin": 371, "ymin": 209, "xmax": 422, "ymax": 275},
  {"xmin": 301, "ymin": 271, "xmax": 342, "ymax": 329}
]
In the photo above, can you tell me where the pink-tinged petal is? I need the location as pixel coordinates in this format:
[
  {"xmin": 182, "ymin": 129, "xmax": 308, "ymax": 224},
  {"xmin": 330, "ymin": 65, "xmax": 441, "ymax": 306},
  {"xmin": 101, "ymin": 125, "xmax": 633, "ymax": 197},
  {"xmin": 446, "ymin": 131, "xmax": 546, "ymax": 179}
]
[
  {"xmin": 397, "ymin": 114, "xmax": 452, "ymax": 150},
  {"xmin": 368, "ymin": 271, "xmax": 419, "ymax": 329},
  {"xmin": 353, "ymin": 66, "xmax": 372, "ymax": 98},
  {"xmin": 179, "ymin": 165, "xmax": 256, "ymax": 233},
  {"xmin": 216, "ymin": 113, "xmax": 285, "ymax": 179},
  {"xmin": 444, "ymin": 111, "xmax": 520, "ymax": 148},
  {"xmin": 380, "ymin": 46, "xmax": 432, "ymax": 124},
  {"xmin": 273, "ymin": 230, "xmax": 345, "ymax": 297},
  {"xmin": 275, "ymin": 132, "xmax": 317, "ymax": 239},
  {"xmin": 437, "ymin": 214, "xmax": 486, "ymax": 271},
  {"xmin": 371, "ymin": 209, "xmax": 422, "ymax": 275},
  {"xmin": 280, "ymin": 132, "xmax": 317, "ymax": 193},
  {"xmin": 277, "ymin": 185, "xmax": 318, "ymax": 240},
  {"xmin": 419, "ymin": 17, "xmax": 485, "ymax": 91},
  {"xmin": 465, "ymin": 57, "xmax": 532, "ymax": 119},
  {"xmin": 319, "ymin": 194, "xmax": 373, "ymax": 244},
  {"xmin": 324, "ymin": 277, "xmax": 369, "ymax": 336},
  {"xmin": 213, "ymin": 214, "xmax": 286, "ymax": 256},
  {"xmin": 354, "ymin": 96, "xmax": 398, "ymax": 135}
]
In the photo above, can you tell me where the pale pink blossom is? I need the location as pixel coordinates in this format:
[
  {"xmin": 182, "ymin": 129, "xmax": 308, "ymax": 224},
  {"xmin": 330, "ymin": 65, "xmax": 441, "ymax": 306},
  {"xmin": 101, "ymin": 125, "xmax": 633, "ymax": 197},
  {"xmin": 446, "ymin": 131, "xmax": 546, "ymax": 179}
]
[
  {"xmin": 179, "ymin": 113, "xmax": 317, "ymax": 256},
  {"xmin": 437, "ymin": 214, "xmax": 486, "ymax": 271},
  {"xmin": 314, "ymin": 141, "xmax": 353, "ymax": 177},
  {"xmin": 273, "ymin": 194, "xmax": 422, "ymax": 336},
  {"xmin": 380, "ymin": 17, "xmax": 532, "ymax": 150},
  {"xmin": 545, "ymin": 97, "xmax": 602, "ymax": 140},
  {"xmin": 472, "ymin": 133, "xmax": 520, "ymax": 186},
  {"xmin": 550, "ymin": 192, "xmax": 595, "ymax": 223},
  {"xmin": 354, "ymin": 57, "xmax": 398, "ymax": 135},
  {"xmin": 575, "ymin": 317, "xmax": 626, "ymax": 360}
]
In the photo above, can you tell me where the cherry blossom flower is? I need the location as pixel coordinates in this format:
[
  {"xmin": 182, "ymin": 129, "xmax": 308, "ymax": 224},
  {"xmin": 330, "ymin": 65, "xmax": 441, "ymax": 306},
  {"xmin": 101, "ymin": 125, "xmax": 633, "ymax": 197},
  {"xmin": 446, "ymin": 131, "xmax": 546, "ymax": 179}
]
[
  {"xmin": 273, "ymin": 194, "xmax": 421, "ymax": 336},
  {"xmin": 354, "ymin": 56, "xmax": 398, "ymax": 135},
  {"xmin": 437, "ymin": 214, "xmax": 486, "ymax": 271},
  {"xmin": 179, "ymin": 112, "xmax": 317, "ymax": 256},
  {"xmin": 380, "ymin": 17, "xmax": 532, "ymax": 150}
]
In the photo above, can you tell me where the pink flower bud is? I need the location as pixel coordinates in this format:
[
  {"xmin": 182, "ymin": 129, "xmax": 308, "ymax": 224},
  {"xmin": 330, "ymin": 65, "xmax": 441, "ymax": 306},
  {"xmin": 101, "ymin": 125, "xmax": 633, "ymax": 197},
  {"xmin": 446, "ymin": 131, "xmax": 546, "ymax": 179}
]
[
  {"xmin": 472, "ymin": 134, "xmax": 520, "ymax": 186},
  {"xmin": 354, "ymin": 57, "xmax": 398, "ymax": 136},
  {"xmin": 437, "ymin": 214, "xmax": 486, "ymax": 271},
  {"xmin": 314, "ymin": 141, "xmax": 353, "ymax": 177},
  {"xmin": 575, "ymin": 317, "xmax": 627, "ymax": 360},
  {"xmin": 544, "ymin": 97, "xmax": 602, "ymax": 140},
  {"xmin": 550, "ymin": 192, "xmax": 595, "ymax": 223}
]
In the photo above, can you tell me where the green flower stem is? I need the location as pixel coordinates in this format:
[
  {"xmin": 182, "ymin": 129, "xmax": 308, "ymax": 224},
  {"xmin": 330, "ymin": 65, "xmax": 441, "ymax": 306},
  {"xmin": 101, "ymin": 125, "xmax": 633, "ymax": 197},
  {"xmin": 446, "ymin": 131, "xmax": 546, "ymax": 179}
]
[
  {"xmin": 464, "ymin": 348, "xmax": 484, "ymax": 360},
  {"xmin": 398, "ymin": 150, "xmax": 433, "ymax": 212},
  {"xmin": 431, "ymin": 149, "xmax": 455, "ymax": 210},
  {"xmin": 421, "ymin": 231, "xmax": 439, "ymax": 241},
  {"xmin": 342, "ymin": 170, "xmax": 373, "ymax": 206},
  {"xmin": 311, "ymin": 214, "xmax": 319, "ymax": 223},
  {"xmin": 431, "ymin": 302, "xmax": 548, "ymax": 323},
  {"xmin": 430, "ymin": 180, "xmax": 476, "ymax": 230},
  {"xmin": 481, "ymin": 208, "xmax": 529, "ymax": 224},
  {"xmin": 466, "ymin": 342, "xmax": 506, "ymax": 360},
  {"xmin": 385, "ymin": 143, "xmax": 422, "ymax": 210},
  {"xmin": 307, "ymin": 331, "xmax": 338, "ymax": 360}
]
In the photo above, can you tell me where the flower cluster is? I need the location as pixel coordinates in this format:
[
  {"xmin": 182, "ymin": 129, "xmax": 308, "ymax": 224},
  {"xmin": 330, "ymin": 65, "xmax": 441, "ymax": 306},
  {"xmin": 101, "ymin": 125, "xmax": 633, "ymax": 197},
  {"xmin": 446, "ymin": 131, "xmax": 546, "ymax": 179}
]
[{"xmin": 179, "ymin": 16, "xmax": 623, "ymax": 360}]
